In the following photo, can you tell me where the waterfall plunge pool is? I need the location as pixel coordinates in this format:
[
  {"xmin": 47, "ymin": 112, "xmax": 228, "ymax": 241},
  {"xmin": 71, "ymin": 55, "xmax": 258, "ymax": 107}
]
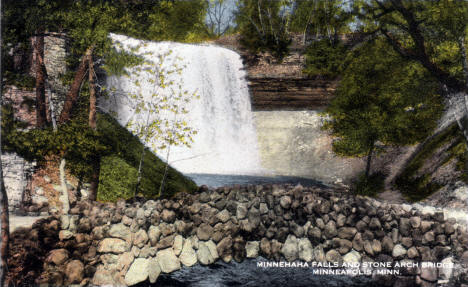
[{"xmin": 186, "ymin": 173, "xmax": 327, "ymax": 188}]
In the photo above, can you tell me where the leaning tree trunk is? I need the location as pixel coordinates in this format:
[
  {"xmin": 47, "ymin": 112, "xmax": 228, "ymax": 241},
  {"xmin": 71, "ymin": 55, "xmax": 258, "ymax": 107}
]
[
  {"xmin": 59, "ymin": 46, "xmax": 93, "ymax": 123},
  {"xmin": 34, "ymin": 33, "xmax": 48, "ymax": 127},
  {"xmin": 365, "ymin": 142, "xmax": 375, "ymax": 179},
  {"xmin": 87, "ymin": 51, "xmax": 100, "ymax": 201},
  {"xmin": 0, "ymin": 4, "xmax": 10, "ymax": 283}
]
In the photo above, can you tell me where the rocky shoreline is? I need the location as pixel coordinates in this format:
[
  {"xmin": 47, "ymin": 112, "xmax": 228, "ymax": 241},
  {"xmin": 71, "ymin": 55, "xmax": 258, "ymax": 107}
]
[{"xmin": 9, "ymin": 184, "xmax": 468, "ymax": 286}]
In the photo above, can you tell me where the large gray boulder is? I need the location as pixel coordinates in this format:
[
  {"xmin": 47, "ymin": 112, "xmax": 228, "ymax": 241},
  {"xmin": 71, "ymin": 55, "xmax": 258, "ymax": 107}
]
[
  {"xmin": 156, "ymin": 248, "xmax": 181, "ymax": 273},
  {"xmin": 148, "ymin": 257, "xmax": 162, "ymax": 284},
  {"xmin": 125, "ymin": 258, "xmax": 149, "ymax": 286},
  {"xmin": 97, "ymin": 238, "xmax": 130, "ymax": 254},
  {"xmin": 109, "ymin": 223, "xmax": 133, "ymax": 243},
  {"xmin": 180, "ymin": 239, "xmax": 198, "ymax": 267},
  {"xmin": 297, "ymin": 238, "xmax": 313, "ymax": 262},
  {"xmin": 198, "ymin": 241, "xmax": 215, "ymax": 265},
  {"xmin": 246, "ymin": 241, "xmax": 260, "ymax": 258},
  {"xmin": 281, "ymin": 235, "xmax": 298, "ymax": 262}
]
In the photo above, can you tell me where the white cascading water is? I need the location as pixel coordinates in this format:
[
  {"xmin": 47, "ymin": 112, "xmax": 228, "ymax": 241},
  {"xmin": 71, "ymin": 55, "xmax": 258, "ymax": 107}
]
[{"xmin": 101, "ymin": 34, "xmax": 262, "ymax": 175}]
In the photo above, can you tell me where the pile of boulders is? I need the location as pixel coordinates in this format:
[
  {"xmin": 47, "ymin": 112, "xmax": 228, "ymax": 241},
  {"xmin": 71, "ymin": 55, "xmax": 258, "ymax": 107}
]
[{"xmin": 36, "ymin": 184, "xmax": 468, "ymax": 286}]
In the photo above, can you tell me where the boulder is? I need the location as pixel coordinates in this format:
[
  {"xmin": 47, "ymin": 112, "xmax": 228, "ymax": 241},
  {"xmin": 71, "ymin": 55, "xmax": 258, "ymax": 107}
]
[
  {"xmin": 173, "ymin": 235, "xmax": 184, "ymax": 256},
  {"xmin": 125, "ymin": 258, "xmax": 149, "ymax": 286},
  {"xmin": 216, "ymin": 209, "xmax": 231, "ymax": 223},
  {"xmin": 310, "ymin": 246, "xmax": 323, "ymax": 262},
  {"xmin": 392, "ymin": 244, "xmax": 407, "ymax": 259},
  {"xmin": 338, "ymin": 227, "xmax": 357, "ymax": 240},
  {"xmin": 156, "ymin": 248, "xmax": 181, "ymax": 273},
  {"xmin": 206, "ymin": 240, "xmax": 219, "ymax": 260},
  {"xmin": 325, "ymin": 249, "xmax": 342, "ymax": 264},
  {"xmin": 148, "ymin": 257, "xmax": 161, "ymax": 284},
  {"xmin": 148, "ymin": 226, "xmax": 161, "ymax": 246},
  {"xmin": 117, "ymin": 252, "xmax": 134, "ymax": 273},
  {"xmin": 236, "ymin": 203, "xmax": 248, "ymax": 220},
  {"xmin": 59, "ymin": 230, "xmax": 74, "ymax": 241},
  {"xmin": 161, "ymin": 209, "xmax": 176, "ymax": 223},
  {"xmin": 46, "ymin": 249, "xmax": 69, "ymax": 265},
  {"xmin": 197, "ymin": 223, "xmax": 214, "ymax": 241},
  {"xmin": 246, "ymin": 241, "xmax": 260, "ymax": 258},
  {"xmin": 109, "ymin": 223, "xmax": 133, "ymax": 243},
  {"xmin": 323, "ymin": 221, "xmax": 337, "ymax": 239},
  {"xmin": 343, "ymin": 250, "xmax": 361, "ymax": 263},
  {"xmin": 297, "ymin": 238, "xmax": 313, "ymax": 262},
  {"xmin": 65, "ymin": 260, "xmax": 84, "ymax": 284},
  {"xmin": 382, "ymin": 236, "xmax": 394, "ymax": 254},
  {"xmin": 180, "ymin": 239, "xmax": 198, "ymax": 267},
  {"xmin": 97, "ymin": 238, "xmax": 129, "ymax": 254},
  {"xmin": 198, "ymin": 241, "xmax": 215, "ymax": 265},
  {"xmin": 133, "ymin": 229, "xmax": 149, "ymax": 248},
  {"xmin": 280, "ymin": 196, "xmax": 291, "ymax": 209},
  {"xmin": 281, "ymin": 235, "xmax": 299, "ymax": 262}
]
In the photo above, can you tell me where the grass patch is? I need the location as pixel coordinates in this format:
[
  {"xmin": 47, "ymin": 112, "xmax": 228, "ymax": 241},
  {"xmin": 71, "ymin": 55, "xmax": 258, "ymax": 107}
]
[
  {"xmin": 395, "ymin": 123, "xmax": 467, "ymax": 202},
  {"xmin": 97, "ymin": 113, "xmax": 198, "ymax": 202}
]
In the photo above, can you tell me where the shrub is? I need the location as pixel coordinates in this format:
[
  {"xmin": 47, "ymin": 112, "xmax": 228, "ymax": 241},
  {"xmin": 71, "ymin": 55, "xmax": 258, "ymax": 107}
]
[{"xmin": 352, "ymin": 172, "xmax": 385, "ymax": 197}]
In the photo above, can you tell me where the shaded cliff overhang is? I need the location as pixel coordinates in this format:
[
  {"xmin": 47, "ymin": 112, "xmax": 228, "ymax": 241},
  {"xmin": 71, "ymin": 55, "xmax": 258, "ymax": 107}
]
[{"xmin": 248, "ymin": 76, "xmax": 338, "ymax": 111}]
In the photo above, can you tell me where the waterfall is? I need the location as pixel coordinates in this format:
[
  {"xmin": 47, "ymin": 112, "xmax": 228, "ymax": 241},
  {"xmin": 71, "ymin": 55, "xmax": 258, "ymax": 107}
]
[{"xmin": 102, "ymin": 34, "xmax": 262, "ymax": 175}]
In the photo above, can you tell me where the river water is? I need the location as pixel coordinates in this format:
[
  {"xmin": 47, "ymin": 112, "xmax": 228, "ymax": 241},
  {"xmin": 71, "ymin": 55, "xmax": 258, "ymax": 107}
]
[{"xmin": 136, "ymin": 258, "xmax": 377, "ymax": 287}]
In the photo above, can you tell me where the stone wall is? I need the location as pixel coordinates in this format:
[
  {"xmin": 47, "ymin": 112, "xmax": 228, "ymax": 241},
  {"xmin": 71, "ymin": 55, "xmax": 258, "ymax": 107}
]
[
  {"xmin": 35, "ymin": 184, "xmax": 468, "ymax": 286},
  {"xmin": 1, "ymin": 153, "xmax": 35, "ymax": 212}
]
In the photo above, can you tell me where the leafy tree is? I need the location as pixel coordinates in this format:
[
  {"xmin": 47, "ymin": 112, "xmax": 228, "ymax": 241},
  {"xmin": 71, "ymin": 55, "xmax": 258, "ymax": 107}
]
[
  {"xmin": 235, "ymin": 0, "xmax": 293, "ymax": 59},
  {"xmin": 303, "ymin": 38, "xmax": 348, "ymax": 79},
  {"xmin": 323, "ymin": 40, "xmax": 442, "ymax": 182},
  {"xmin": 352, "ymin": 0, "xmax": 468, "ymax": 146},
  {"xmin": 290, "ymin": 0, "xmax": 352, "ymax": 44}
]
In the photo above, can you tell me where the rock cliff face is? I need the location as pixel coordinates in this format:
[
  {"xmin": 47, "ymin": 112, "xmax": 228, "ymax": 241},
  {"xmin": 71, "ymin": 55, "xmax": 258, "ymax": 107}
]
[
  {"xmin": 213, "ymin": 34, "xmax": 337, "ymax": 111},
  {"xmin": 13, "ymin": 184, "xmax": 467, "ymax": 286}
]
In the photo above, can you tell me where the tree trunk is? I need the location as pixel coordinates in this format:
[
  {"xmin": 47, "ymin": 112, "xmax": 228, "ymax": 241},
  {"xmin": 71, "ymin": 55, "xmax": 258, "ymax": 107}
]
[
  {"xmin": 58, "ymin": 46, "xmax": 93, "ymax": 124},
  {"xmin": 159, "ymin": 145, "xmax": 172, "ymax": 197},
  {"xmin": 0, "ymin": 16, "xmax": 10, "ymax": 282},
  {"xmin": 88, "ymin": 52, "xmax": 96, "ymax": 130},
  {"xmin": 34, "ymin": 34, "xmax": 48, "ymax": 127},
  {"xmin": 0, "ymin": 172, "xmax": 8, "ymax": 287},
  {"xmin": 365, "ymin": 143, "xmax": 375, "ymax": 179},
  {"xmin": 135, "ymin": 146, "xmax": 146, "ymax": 198},
  {"xmin": 87, "ymin": 51, "xmax": 100, "ymax": 201},
  {"xmin": 59, "ymin": 158, "xmax": 69, "ymax": 214}
]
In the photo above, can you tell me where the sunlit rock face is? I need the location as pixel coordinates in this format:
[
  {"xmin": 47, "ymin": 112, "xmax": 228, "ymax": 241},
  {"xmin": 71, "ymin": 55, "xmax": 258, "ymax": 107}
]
[
  {"xmin": 102, "ymin": 34, "xmax": 262, "ymax": 175},
  {"xmin": 253, "ymin": 111, "xmax": 364, "ymax": 184}
]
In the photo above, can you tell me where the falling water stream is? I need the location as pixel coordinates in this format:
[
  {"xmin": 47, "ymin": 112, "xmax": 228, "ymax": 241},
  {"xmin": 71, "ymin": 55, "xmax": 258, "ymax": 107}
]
[{"xmin": 102, "ymin": 34, "xmax": 262, "ymax": 176}]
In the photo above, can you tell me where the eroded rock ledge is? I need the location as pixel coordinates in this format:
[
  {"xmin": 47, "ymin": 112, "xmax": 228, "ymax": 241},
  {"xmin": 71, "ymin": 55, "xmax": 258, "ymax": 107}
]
[{"xmin": 34, "ymin": 184, "xmax": 468, "ymax": 286}]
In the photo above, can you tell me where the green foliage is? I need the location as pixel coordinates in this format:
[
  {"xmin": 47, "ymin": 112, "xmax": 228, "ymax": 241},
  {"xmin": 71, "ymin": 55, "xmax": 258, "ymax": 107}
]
[
  {"xmin": 323, "ymin": 39, "xmax": 442, "ymax": 160},
  {"xmin": 395, "ymin": 124, "xmax": 467, "ymax": 202},
  {"xmin": 97, "ymin": 155, "xmax": 138, "ymax": 202},
  {"xmin": 3, "ymin": 72, "xmax": 36, "ymax": 90},
  {"xmin": 97, "ymin": 113, "xmax": 197, "ymax": 201},
  {"xmin": 3, "ymin": 109, "xmax": 109, "ymax": 181},
  {"xmin": 303, "ymin": 39, "xmax": 347, "ymax": 78},
  {"xmin": 290, "ymin": 0, "xmax": 352, "ymax": 40},
  {"xmin": 235, "ymin": 0, "xmax": 292, "ymax": 59},
  {"xmin": 352, "ymin": 172, "xmax": 385, "ymax": 197}
]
